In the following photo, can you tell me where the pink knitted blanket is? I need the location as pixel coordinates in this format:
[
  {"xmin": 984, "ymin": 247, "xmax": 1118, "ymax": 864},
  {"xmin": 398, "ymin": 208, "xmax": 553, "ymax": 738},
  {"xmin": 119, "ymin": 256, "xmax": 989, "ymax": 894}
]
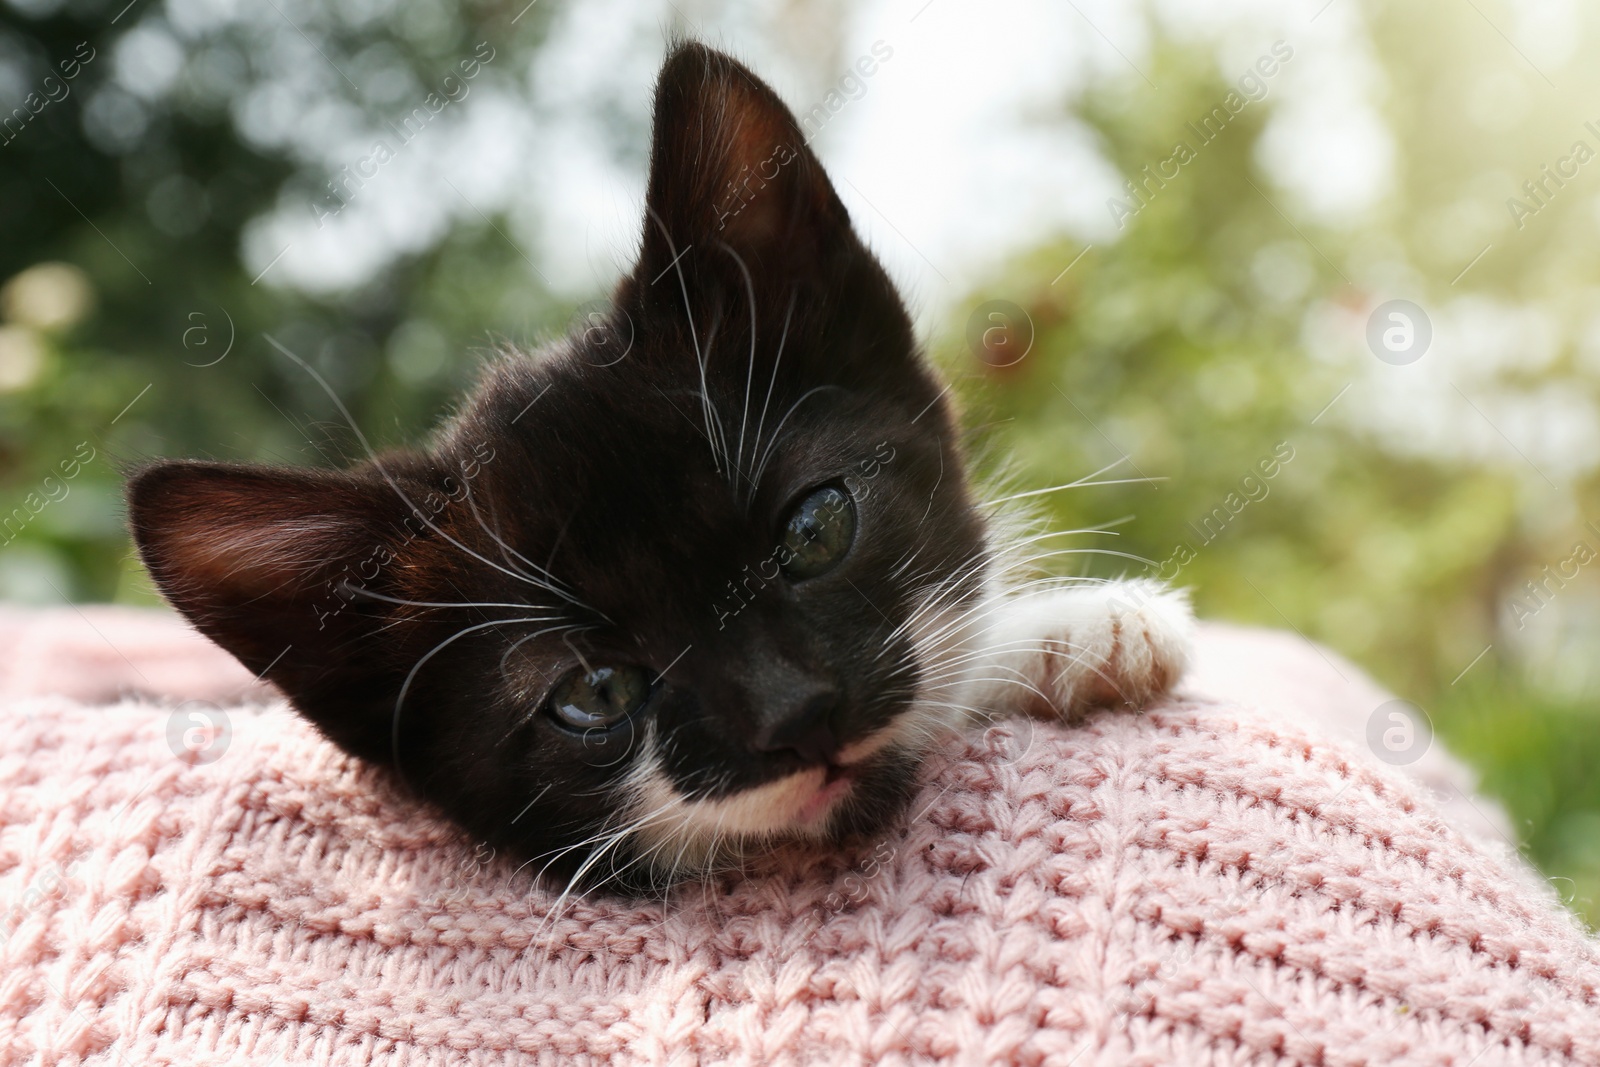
[{"xmin": 1, "ymin": 606, "xmax": 1596, "ymax": 1066}]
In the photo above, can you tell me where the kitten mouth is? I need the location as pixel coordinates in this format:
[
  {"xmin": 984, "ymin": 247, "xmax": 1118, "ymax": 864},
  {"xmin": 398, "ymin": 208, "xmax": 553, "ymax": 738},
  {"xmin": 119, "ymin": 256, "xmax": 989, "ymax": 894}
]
[
  {"xmin": 796, "ymin": 763, "xmax": 857, "ymax": 824},
  {"xmin": 787, "ymin": 724, "xmax": 900, "ymax": 826}
]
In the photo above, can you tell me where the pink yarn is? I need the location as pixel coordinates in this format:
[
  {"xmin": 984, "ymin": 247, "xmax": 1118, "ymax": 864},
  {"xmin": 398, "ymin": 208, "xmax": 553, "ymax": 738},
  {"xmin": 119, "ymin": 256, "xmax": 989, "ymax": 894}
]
[{"xmin": 0, "ymin": 608, "xmax": 1595, "ymax": 1065}]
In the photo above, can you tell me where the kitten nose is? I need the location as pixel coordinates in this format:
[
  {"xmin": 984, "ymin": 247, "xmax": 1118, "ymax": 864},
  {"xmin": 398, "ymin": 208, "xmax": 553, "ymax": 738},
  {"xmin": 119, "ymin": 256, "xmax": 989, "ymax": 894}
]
[{"xmin": 752, "ymin": 690, "xmax": 842, "ymax": 764}]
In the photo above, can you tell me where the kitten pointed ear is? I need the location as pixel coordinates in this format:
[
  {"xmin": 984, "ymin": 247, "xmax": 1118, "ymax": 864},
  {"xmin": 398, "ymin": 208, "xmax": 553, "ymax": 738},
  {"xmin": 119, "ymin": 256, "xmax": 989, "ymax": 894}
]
[
  {"xmin": 127, "ymin": 461, "xmax": 415, "ymax": 758},
  {"xmin": 636, "ymin": 42, "xmax": 854, "ymax": 282}
]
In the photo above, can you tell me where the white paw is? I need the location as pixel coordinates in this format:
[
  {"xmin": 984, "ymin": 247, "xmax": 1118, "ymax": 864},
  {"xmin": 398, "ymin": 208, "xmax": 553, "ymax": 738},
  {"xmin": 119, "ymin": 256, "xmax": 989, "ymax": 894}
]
[{"xmin": 967, "ymin": 579, "xmax": 1193, "ymax": 720}]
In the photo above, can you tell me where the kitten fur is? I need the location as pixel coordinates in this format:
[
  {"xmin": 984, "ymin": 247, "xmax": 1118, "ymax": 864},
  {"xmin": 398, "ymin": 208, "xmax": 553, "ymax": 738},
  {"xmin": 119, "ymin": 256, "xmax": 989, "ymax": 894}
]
[{"xmin": 127, "ymin": 42, "xmax": 1192, "ymax": 892}]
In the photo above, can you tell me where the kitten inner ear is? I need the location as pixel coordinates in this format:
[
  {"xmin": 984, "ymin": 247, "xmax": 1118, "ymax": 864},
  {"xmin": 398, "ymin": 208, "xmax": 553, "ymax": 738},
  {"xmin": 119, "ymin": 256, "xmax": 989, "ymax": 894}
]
[
  {"xmin": 127, "ymin": 461, "xmax": 410, "ymax": 676},
  {"xmin": 636, "ymin": 42, "xmax": 853, "ymax": 284}
]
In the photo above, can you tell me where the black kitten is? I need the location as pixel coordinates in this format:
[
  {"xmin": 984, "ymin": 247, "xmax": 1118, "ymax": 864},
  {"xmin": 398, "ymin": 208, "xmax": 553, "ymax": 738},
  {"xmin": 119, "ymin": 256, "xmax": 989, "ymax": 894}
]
[{"xmin": 128, "ymin": 43, "xmax": 1191, "ymax": 891}]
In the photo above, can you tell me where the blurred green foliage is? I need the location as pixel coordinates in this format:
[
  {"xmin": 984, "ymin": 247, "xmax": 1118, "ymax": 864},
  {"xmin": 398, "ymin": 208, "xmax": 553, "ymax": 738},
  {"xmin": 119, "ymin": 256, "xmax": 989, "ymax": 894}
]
[{"xmin": 2, "ymin": 1, "xmax": 1597, "ymax": 923}]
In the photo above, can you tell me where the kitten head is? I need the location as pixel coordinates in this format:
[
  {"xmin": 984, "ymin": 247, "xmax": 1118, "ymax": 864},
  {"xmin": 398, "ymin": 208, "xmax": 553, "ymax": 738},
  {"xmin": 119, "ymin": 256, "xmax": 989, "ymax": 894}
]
[{"xmin": 128, "ymin": 42, "xmax": 991, "ymax": 891}]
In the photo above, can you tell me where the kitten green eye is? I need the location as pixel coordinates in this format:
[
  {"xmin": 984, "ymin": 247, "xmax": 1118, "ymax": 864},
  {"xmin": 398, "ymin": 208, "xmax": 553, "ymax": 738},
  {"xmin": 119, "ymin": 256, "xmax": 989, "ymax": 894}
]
[
  {"xmin": 780, "ymin": 485, "xmax": 856, "ymax": 580},
  {"xmin": 547, "ymin": 665, "xmax": 651, "ymax": 731}
]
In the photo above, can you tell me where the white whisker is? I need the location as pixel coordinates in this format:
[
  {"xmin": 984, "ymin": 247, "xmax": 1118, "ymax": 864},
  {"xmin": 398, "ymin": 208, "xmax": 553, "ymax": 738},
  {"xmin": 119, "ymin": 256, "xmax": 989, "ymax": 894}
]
[
  {"xmin": 391, "ymin": 615, "xmax": 565, "ymax": 776},
  {"xmin": 265, "ymin": 334, "xmax": 607, "ymax": 621},
  {"xmin": 745, "ymin": 290, "xmax": 798, "ymax": 505}
]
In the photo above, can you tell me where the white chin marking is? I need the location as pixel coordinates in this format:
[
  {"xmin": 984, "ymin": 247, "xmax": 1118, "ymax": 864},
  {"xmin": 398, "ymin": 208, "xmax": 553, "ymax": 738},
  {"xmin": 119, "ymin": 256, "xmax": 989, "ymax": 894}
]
[{"xmin": 619, "ymin": 741, "xmax": 851, "ymax": 878}]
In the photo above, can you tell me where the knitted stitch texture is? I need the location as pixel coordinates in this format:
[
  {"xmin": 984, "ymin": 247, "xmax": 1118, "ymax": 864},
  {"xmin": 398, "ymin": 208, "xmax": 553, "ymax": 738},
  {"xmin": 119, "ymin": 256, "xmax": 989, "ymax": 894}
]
[{"xmin": 0, "ymin": 608, "xmax": 1595, "ymax": 1066}]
